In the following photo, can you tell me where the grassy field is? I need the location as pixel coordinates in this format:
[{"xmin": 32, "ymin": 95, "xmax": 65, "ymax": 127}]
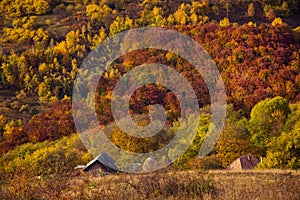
[{"xmin": 1, "ymin": 170, "xmax": 299, "ymax": 199}]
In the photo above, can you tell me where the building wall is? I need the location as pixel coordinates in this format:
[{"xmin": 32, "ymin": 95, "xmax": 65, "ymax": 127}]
[
  {"xmin": 85, "ymin": 161, "xmax": 115, "ymax": 174},
  {"xmin": 227, "ymin": 158, "xmax": 242, "ymax": 170},
  {"xmin": 85, "ymin": 162, "xmax": 104, "ymax": 173}
]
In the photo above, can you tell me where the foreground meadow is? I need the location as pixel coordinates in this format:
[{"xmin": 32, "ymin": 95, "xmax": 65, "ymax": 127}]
[{"xmin": 1, "ymin": 170, "xmax": 299, "ymax": 200}]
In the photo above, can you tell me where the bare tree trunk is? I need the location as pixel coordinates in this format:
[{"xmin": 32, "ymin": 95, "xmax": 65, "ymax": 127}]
[{"xmin": 227, "ymin": 6, "xmax": 229, "ymax": 18}]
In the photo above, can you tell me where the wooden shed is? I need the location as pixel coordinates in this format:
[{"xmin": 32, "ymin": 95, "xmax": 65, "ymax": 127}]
[
  {"xmin": 227, "ymin": 155, "xmax": 260, "ymax": 170},
  {"xmin": 83, "ymin": 152, "xmax": 118, "ymax": 173}
]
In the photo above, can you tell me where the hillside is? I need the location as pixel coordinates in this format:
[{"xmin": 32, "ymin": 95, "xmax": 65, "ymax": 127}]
[{"xmin": 0, "ymin": 0, "xmax": 300, "ymax": 199}]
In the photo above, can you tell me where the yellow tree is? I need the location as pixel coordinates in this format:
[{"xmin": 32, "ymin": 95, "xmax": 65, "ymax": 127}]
[
  {"xmin": 109, "ymin": 16, "xmax": 133, "ymax": 36},
  {"xmin": 86, "ymin": 4, "xmax": 112, "ymax": 21},
  {"xmin": 248, "ymin": 3, "xmax": 255, "ymax": 17},
  {"xmin": 0, "ymin": 115, "xmax": 7, "ymax": 137}
]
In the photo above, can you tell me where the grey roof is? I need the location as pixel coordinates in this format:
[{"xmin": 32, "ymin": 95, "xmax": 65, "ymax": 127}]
[{"xmin": 84, "ymin": 152, "xmax": 118, "ymax": 172}]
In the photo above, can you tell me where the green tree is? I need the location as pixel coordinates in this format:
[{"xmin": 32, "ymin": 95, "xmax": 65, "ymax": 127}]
[
  {"xmin": 215, "ymin": 106, "xmax": 258, "ymax": 168},
  {"xmin": 258, "ymin": 119, "xmax": 300, "ymax": 169},
  {"xmin": 170, "ymin": 113, "xmax": 210, "ymax": 169},
  {"xmin": 248, "ymin": 97, "xmax": 291, "ymax": 154}
]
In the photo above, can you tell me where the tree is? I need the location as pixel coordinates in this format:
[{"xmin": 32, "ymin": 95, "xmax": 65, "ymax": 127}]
[
  {"xmin": 139, "ymin": 6, "xmax": 166, "ymax": 26},
  {"xmin": 92, "ymin": 27, "xmax": 107, "ymax": 48},
  {"xmin": 258, "ymin": 120, "xmax": 300, "ymax": 169},
  {"xmin": 86, "ymin": 4, "xmax": 112, "ymax": 21},
  {"xmin": 33, "ymin": 0, "xmax": 50, "ymax": 15},
  {"xmin": 170, "ymin": 113, "xmax": 210, "ymax": 169},
  {"xmin": 190, "ymin": 1, "xmax": 209, "ymax": 16},
  {"xmin": 0, "ymin": 0, "xmax": 50, "ymax": 17},
  {"xmin": 219, "ymin": 17, "xmax": 230, "ymax": 27},
  {"xmin": 248, "ymin": 97, "xmax": 291, "ymax": 154},
  {"xmin": 248, "ymin": 3, "xmax": 255, "ymax": 17},
  {"xmin": 24, "ymin": 99, "xmax": 75, "ymax": 143},
  {"xmin": 173, "ymin": 7, "xmax": 189, "ymax": 25},
  {"xmin": 1, "ymin": 119, "xmax": 27, "ymax": 154},
  {"xmin": 1, "ymin": 52, "xmax": 19, "ymax": 86},
  {"xmin": 272, "ymin": 17, "xmax": 283, "ymax": 26},
  {"xmin": 281, "ymin": 1, "xmax": 290, "ymax": 15},
  {"xmin": 0, "ymin": 115, "xmax": 7, "ymax": 137},
  {"xmin": 38, "ymin": 81, "xmax": 52, "ymax": 103},
  {"xmin": 221, "ymin": 0, "xmax": 232, "ymax": 18},
  {"xmin": 215, "ymin": 106, "xmax": 258, "ymax": 167},
  {"xmin": 109, "ymin": 16, "xmax": 133, "ymax": 36}
]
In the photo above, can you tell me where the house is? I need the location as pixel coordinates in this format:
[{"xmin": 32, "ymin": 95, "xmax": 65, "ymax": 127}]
[
  {"xmin": 83, "ymin": 152, "xmax": 118, "ymax": 173},
  {"xmin": 227, "ymin": 155, "xmax": 260, "ymax": 170}
]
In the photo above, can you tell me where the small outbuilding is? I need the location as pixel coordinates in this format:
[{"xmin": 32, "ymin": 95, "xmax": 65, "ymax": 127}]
[
  {"xmin": 83, "ymin": 152, "xmax": 118, "ymax": 173},
  {"xmin": 227, "ymin": 155, "xmax": 260, "ymax": 170}
]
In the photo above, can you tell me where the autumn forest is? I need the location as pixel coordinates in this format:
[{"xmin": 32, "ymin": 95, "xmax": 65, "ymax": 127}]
[{"xmin": 0, "ymin": 0, "xmax": 300, "ymax": 199}]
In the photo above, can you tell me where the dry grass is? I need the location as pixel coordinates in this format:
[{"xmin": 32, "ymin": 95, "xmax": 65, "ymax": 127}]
[
  {"xmin": 207, "ymin": 170, "xmax": 300, "ymax": 200},
  {"xmin": 1, "ymin": 170, "xmax": 299, "ymax": 200}
]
